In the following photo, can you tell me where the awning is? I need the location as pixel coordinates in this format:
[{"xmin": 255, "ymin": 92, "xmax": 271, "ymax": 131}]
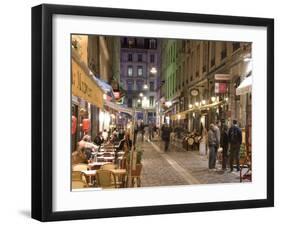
[
  {"xmin": 236, "ymin": 75, "xmax": 252, "ymax": 95},
  {"xmin": 72, "ymin": 58, "xmax": 104, "ymax": 108},
  {"xmin": 104, "ymin": 100, "xmax": 134, "ymax": 116},
  {"xmin": 171, "ymin": 111, "xmax": 187, "ymax": 120},
  {"xmin": 91, "ymin": 74, "xmax": 115, "ymax": 99}
]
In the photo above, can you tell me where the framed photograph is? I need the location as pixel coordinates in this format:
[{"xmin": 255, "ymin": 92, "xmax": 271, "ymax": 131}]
[{"xmin": 32, "ymin": 4, "xmax": 274, "ymax": 221}]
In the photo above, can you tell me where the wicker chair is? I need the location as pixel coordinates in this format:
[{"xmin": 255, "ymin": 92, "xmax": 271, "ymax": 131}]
[
  {"xmin": 96, "ymin": 169, "xmax": 116, "ymax": 189},
  {"xmin": 72, "ymin": 163, "xmax": 88, "ymax": 171},
  {"xmin": 130, "ymin": 164, "xmax": 142, "ymax": 187}
]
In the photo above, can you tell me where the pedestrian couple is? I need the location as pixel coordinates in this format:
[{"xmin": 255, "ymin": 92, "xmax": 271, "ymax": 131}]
[{"xmin": 208, "ymin": 120, "xmax": 242, "ymax": 172}]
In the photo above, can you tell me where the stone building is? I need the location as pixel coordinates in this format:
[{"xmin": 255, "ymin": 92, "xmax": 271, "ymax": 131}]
[
  {"xmin": 160, "ymin": 39, "xmax": 252, "ymax": 136},
  {"xmin": 120, "ymin": 37, "xmax": 161, "ymax": 124}
]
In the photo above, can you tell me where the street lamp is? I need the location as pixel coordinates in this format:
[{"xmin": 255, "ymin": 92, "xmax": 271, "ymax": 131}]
[
  {"xmin": 139, "ymin": 93, "xmax": 143, "ymax": 97},
  {"xmin": 195, "ymin": 102, "xmax": 199, "ymax": 107},
  {"xmin": 150, "ymin": 67, "xmax": 157, "ymax": 74},
  {"xmin": 143, "ymin": 84, "xmax": 148, "ymax": 90},
  {"xmin": 211, "ymin": 96, "xmax": 216, "ymax": 102},
  {"xmin": 189, "ymin": 104, "xmax": 193, "ymax": 109},
  {"xmin": 201, "ymin": 100, "xmax": 206, "ymax": 105},
  {"xmin": 137, "ymin": 99, "xmax": 141, "ymax": 103}
]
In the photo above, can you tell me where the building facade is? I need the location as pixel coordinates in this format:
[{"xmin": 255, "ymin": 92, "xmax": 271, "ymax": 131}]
[
  {"xmin": 71, "ymin": 35, "xmax": 120, "ymax": 151},
  {"xmin": 160, "ymin": 39, "xmax": 252, "ymax": 142},
  {"xmin": 120, "ymin": 37, "xmax": 161, "ymax": 124}
]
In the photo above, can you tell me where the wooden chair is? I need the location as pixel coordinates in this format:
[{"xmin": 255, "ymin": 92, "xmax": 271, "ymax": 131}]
[
  {"xmin": 71, "ymin": 171, "xmax": 88, "ymax": 189},
  {"xmin": 130, "ymin": 164, "xmax": 142, "ymax": 187},
  {"xmin": 96, "ymin": 169, "xmax": 116, "ymax": 189}
]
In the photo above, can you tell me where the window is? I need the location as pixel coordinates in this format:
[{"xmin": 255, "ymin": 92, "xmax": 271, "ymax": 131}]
[
  {"xmin": 128, "ymin": 38, "xmax": 135, "ymax": 48},
  {"xmin": 149, "ymin": 81, "xmax": 154, "ymax": 91},
  {"xmin": 196, "ymin": 45, "xmax": 200, "ymax": 77},
  {"xmin": 186, "ymin": 57, "xmax": 190, "ymax": 84},
  {"xmin": 191, "ymin": 52, "xmax": 194, "ymax": 80},
  {"xmin": 136, "ymin": 80, "xmax": 143, "ymax": 91},
  {"xmin": 128, "ymin": 53, "xmax": 133, "ymax": 62},
  {"xmin": 149, "ymin": 39, "xmax": 156, "ymax": 49},
  {"xmin": 137, "ymin": 54, "xmax": 142, "ymax": 62},
  {"xmin": 211, "ymin": 42, "xmax": 216, "ymax": 67},
  {"xmin": 182, "ymin": 62, "xmax": 185, "ymax": 87},
  {"xmin": 127, "ymin": 66, "xmax": 133, "ymax": 76},
  {"xmin": 150, "ymin": 54, "xmax": 155, "ymax": 63},
  {"xmin": 221, "ymin": 42, "xmax": 227, "ymax": 59},
  {"xmin": 127, "ymin": 81, "xmax": 133, "ymax": 91},
  {"xmin": 203, "ymin": 42, "xmax": 208, "ymax": 73},
  {"xmin": 137, "ymin": 66, "xmax": 143, "ymax": 76},
  {"xmin": 232, "ymin": 42, "xmax": 240, "ymax": 52},
  {"xmin": 149, "ymin": 96, "xmax": 154, "ymax": 107},
  {"xmin": 127, "ymin": 98, "xmax": 132, "ymax": 107}
]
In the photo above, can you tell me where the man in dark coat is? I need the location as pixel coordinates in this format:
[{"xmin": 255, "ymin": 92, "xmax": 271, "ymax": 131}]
[
  {"xmin": 228, "ymin": 120, "xmax": 242, "ymax": 172},
  {"xmin": 161, "ymin": 124, "xmax": 172, "ymax": 151},
  {"xmin": 220, "ymin": 124, "xmax": 229, "ymax": 170},
  {"xmin": 93, "ymin": 132, "xmax": 104, "ymax": 146}
]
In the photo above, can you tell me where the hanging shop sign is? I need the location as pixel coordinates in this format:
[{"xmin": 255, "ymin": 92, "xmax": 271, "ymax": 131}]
[
  {"xmin": 190, "ymin": 88, "xmax": 199, "ymax": 96},
  {"xmin": 72, "ymin": 59, "xmax": 104, "ymax": 108},
  {"xmin": 215, "ymin": 82, "xmax": 227, "ymax": 94},
  {"xmin": 113, "ymin": 92, "xmax": 120, "ymax": 99},
  {"xmin": 215, "ymin": 74, "xmax": 231, "ymax": 81}
]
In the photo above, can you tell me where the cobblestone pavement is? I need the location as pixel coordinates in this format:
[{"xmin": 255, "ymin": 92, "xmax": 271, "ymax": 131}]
[{"xmin": 138, "ymin": 135, "xmax": 243, "ymax": 188}]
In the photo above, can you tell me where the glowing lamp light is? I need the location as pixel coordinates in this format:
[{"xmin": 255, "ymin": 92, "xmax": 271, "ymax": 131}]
[
  {"xmin": 137, "ymin": 99, "xmax": 141, "ymax": 103},
  {"xmin": 211, "ymin": 96, "xmax": 216, "ymax": 102},
  {"xmin": 201, "ymin": 100, "xmax": 206, "ymax": 105},
  {"xmin": 150, "ymin": 67, "xmax": 157, "ymax": 74},
  {"xmin": 195, "ymin": 102, "xmax": 199, "ymax": 107},
  {"xmin": 244, "ymin": 57, "xmax": 251, "ymax": 62},
  {"xmin": 165, "ymin": 101, "xmax": 172, "ymax": 108},
  {"xmin": 225, "ymin": 97, "xmax": 229, "ymax": 102},
  {"xmin": 139, "ymin": 93, "xmax": 143, "ymax": 97},
  {"xmin": 103, "ymin": 94, "xmax": 107, "ymax": 100},
  {"xmin": 189, "ymin": 104, "xmax": 193, "ymax": 109},
  {"xmin": 143, "ymin": 84, "xmax": 148, "ymax": 89}
]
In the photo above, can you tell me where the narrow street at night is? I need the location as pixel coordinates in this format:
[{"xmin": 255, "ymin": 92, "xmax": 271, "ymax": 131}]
[
  {"xmin": 139, "ymin": 135, "xmax": 241, "ymax": 187},
  {"xmin": 71, "ymin": 34, "xmax": 252, "ymax": 190}
]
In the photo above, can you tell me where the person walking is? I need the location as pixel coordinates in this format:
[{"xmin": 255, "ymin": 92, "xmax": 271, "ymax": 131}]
[
  {"xmin": 161, "ymin": 123, "xmax": 172, "ymax": 151},
  {"xmin": 228, "ymin": 120, "xmax": 242, "ymax": 172},
  {"xmin": 148, "ymin": 123, "xmax": 153, "ymax": 141},
  {"xmin": 140, "ymin": 122, "xmax": 145, "ymax": 142},
  {"xmin": 220, "ymin": 124, "xmax": 229, "ymax": 170},
  {"xmin": 208, "ymin": 124, "xmax": 219, "ymax": 170},
  {"xmin": 199, "ymin": 127, "xmax": 208, "ymax": 156}
]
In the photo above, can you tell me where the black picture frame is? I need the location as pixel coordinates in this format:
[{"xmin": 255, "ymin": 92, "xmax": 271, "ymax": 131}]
[{"xmin": 31, "ymin": 4, "xmax": 274, "ymax": 222}]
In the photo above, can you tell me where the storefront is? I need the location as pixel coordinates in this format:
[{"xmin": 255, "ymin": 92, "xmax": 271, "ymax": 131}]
[{"xmin": 71, "ymin": 51, "xmax": 104, "ymax": 152}]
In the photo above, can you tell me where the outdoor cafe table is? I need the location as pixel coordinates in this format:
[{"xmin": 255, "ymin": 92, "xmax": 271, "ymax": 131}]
[
  {"xmin": 88, "ymin": 161, "xmax": 109, "ymax": 170},
  {"xmin": 81, "ymin": 170, "xmax": 97, "ymax": 186},
  {"xmin": 97, "ymin": 156, "xmax": 115, "ymax": 162}
]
